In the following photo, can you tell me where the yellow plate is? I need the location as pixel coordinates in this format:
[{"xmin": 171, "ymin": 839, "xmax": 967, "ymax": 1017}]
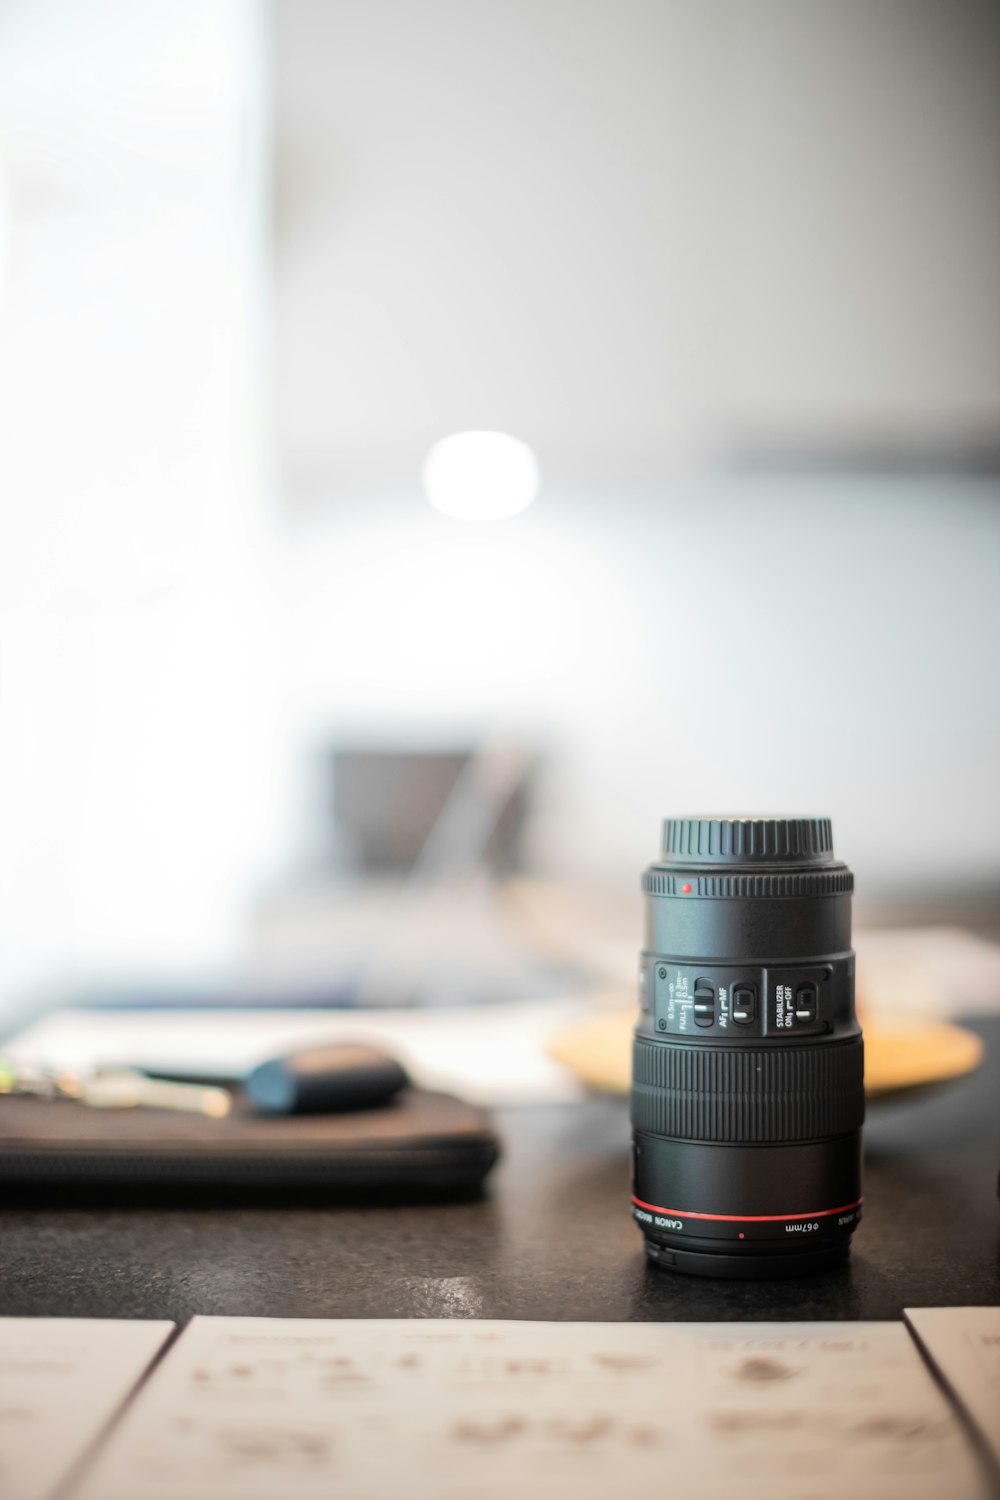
[{"xmin": 548, "ymin": 1011, "xmax": 984, "ymax": 1102}]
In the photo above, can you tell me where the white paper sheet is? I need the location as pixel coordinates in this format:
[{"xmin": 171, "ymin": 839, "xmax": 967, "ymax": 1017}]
[
  {"xmin": 0, "ymin": 1319, "xmax": 173, "ymax": 1500},
  {"xmin": 3, "ymin": 1000, "xmax": 585, "ymax": 1106},
  {"xmin": 72, "ymin": 1317, "xmax": 990, "ymax": 1500},
  {"xmin": 905, "ymin": 1307, "xmax": 1000, "ymax": 1474}
]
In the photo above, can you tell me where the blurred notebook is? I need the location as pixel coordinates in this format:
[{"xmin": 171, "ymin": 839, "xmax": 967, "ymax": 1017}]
[
  {"xmin": 70, "ymin": 1317, "xmax": 992, "ymax": 1500},
  {"xmin": 905, "ymin": 1306, "xmax": 1000, "ymax": 1475},
  {"xmin": 0, "ymin": 1319, "xmax": 172, "ymax": 1500}
]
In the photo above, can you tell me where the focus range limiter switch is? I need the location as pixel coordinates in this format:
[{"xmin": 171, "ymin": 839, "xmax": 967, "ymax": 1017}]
[{"xmin": 693, "ymin": 980, "xmax": 715, "ymax": 1028}]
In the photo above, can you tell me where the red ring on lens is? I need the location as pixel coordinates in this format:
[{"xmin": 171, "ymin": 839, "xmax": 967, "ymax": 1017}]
[{"xmin": 631, "ymin": 1195, "xmax": 861, "ymax": 1222}]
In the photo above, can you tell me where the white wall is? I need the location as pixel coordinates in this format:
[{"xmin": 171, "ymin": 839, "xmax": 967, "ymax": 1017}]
[
  {"xmin": 274, "ymin": 0, "xmax": 1000, "ymax": 487},
  {"xmin": 278, "ymin": 475, "xmax": 1000, "ymax": 894},
  {"xmin": 0, "ymin": 0, "xmax": 996, "ymax": 1023},
  {"xmin": 0, "ymin": 0, "xmax": 288, "ymax": 1006},
  {"xmin": 273, "ymin": 0, "xmax": 1000, "ymax": 896}
]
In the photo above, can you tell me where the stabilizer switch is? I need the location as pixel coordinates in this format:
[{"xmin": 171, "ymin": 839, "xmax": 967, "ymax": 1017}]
[{"xmin": 795, "ymin": 983, "xmax": 818, "ymax": 1024}]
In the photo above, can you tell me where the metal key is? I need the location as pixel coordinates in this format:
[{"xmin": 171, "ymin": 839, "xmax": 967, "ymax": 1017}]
[{"xmin": 0, "ymin": 1057, "xmax": 231, "ymax": 1117}]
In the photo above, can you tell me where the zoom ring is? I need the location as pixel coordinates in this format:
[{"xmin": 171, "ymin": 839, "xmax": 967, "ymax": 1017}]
[{"xmin": 631, "ymin": 1036, "xmax": 864, "ymax": 1143}]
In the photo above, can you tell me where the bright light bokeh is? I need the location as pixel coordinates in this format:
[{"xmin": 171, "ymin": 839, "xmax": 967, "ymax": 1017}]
[{"xmin": 422, "ymin": 431, "xmax": 541, "ymax": 521}]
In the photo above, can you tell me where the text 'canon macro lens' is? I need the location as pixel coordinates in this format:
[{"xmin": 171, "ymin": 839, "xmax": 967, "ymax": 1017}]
[{"xmin": 631, "ymin": 816, "xmax": 864, "ymax": 1278}]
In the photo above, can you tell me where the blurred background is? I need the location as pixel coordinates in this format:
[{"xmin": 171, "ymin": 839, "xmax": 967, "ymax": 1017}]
[{"xmin": 0, "ymin": 0, "xmax": 998, "ymax": 1089}]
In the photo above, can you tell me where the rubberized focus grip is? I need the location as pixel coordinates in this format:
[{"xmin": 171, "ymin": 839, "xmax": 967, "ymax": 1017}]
[{"xmin": 630, "ymin": 1036, "xmax": 864, "ymax": 1144}]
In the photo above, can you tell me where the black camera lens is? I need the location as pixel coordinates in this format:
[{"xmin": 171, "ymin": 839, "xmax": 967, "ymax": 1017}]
[{"xmin": 631, "ymin": 816, "xmax": 864, "ymax": 1278}]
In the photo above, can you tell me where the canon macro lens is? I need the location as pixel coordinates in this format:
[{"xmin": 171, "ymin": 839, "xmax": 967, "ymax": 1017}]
[{"xmin": 631, "ymin": 816, "xmax": 864, "ymax": 1278}]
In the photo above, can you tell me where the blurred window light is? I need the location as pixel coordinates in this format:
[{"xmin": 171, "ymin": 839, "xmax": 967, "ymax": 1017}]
[{"xmin": 422, "ymin": 431, "xmax": 541, "ymax": 521}]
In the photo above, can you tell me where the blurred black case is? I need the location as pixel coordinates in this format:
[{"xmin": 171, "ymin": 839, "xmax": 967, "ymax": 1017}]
[{"xmin": 0, "ymin": 1088, "xmax": 499, "ymax": 1198}]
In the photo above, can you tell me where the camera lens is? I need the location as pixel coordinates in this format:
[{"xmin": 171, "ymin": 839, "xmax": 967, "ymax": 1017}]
[{"xmin": 631, "ymin": 816, "xmax": 864, "ymax": 1278}]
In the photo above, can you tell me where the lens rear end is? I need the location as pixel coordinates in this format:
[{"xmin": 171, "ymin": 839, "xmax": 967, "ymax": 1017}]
[{"xmin": 631, "ymin": 816, "xmax": 864, "ymax": 1278}]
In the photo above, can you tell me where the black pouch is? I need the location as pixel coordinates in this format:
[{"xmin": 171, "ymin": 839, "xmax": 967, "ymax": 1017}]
[{"xmin": 0, "ymin": 1088, "xmax": 500, "ymax": 1200}]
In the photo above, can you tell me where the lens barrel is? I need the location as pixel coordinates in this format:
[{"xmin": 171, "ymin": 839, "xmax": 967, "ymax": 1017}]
[{"xmin": 631, "ymin": 816, "xmax": 864, "ymax": 1278}]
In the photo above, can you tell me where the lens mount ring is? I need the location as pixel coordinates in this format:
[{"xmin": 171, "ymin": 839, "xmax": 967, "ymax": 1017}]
[{"xmin": 661, "ymin": 817, "xmax": 834, "ymax": 865}]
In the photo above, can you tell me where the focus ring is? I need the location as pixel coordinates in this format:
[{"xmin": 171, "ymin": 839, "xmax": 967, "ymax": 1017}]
[
  {"xmin": 642, "ymin": 869, "xmax": 853, "ymax": 898},
  {"xmin": 630, "ymin": 1036, "xmax": 864, "ymax": 1144}
]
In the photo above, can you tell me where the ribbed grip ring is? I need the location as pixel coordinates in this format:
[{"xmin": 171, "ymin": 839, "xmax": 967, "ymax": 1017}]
[
  {"xmin": 641, "ymin": 869, "xmax": 853, "ymax": 898},
  {"xmin": 630, "ymin": 1036, "xmax": 864, "ymax": 1144},
  {"xmin": 661, "ymin": 817, "xmax": 834, "ymax": 865}
]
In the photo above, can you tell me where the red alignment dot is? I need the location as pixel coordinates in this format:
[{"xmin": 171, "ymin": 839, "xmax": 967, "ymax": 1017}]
[{"xmin": 681, "ymin": 883, "xmax": 692, "ymax": 894}]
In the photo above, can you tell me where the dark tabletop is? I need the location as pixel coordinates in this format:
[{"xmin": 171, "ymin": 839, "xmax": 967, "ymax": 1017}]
[{"xmin": 1, "ymin": 1016, "xmax": 997, "ymax": 1324}]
